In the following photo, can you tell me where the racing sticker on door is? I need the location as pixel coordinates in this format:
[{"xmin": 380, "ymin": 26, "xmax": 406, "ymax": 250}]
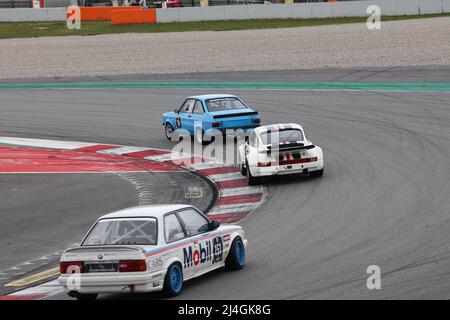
[{"xmin": 183, "ymin": 236, "xmax": 224, "ymax": 268}]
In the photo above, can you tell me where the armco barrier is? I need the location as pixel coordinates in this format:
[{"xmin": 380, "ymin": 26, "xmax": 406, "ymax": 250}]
[{"xmin": 0, "ymin": 0, "xmax": 449, "ymax": 23}]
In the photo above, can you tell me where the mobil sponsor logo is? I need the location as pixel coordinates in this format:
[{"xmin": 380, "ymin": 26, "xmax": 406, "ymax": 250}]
[{"xmin": 183, "ymin": 236, "xmax": 223, "ymax": 268}]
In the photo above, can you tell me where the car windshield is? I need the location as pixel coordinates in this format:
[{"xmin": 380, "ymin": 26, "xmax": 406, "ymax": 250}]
[
  {"xmin": 82, "ymin": 218, "xmax": 157, "ymax": 246},
  {"xmin": 206, "ymin": 97, "xmax": 247, "ymax": 112},
  {"xmin": 260, "ymin": 129, "xmax": 304, "ymax": 145}
]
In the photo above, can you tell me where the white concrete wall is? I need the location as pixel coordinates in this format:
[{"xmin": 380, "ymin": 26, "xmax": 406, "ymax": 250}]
[
  {"xmin": 0, "ymin": 0, "xmax": 449, "ymax": 22},
  {"xmin": 157, "ymin": 0, "xmax": 449, "ymax": 23},
  {"xmin": 0, "ymin": 8, "xmax": 66, "ymax": 21}
]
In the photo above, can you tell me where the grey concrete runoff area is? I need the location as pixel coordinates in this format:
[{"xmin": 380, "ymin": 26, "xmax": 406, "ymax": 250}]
[
  {"xmin": 1, "ymin": 67, "xmax": 449, "ymax": 299},
  {"xmin": 1, "ymin": 17, "xmax": 450, "ymax": 80}
]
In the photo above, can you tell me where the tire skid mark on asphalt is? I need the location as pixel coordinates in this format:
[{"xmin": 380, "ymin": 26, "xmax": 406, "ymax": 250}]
[{"xmin": 0, "ymin": 136, "xmax": 266, "ymax": 300}]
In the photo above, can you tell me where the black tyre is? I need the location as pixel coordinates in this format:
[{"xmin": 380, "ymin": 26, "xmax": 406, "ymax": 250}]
[
  {"xmin": 75, "ymin": 293, "xmax": 98, "ymax": 301},
  {"xmin": 165, "ymin": 123, "xmax": 174, "ymax": 140},
  {"xmin": 225, "ymin": 237, "xmax": 246, "ymax": 271},
  {"xmin": 162, "ymin": 263, "xmax": 183, "ymax": 297},
  {"xmin": 246, "ymin": 162, "xmax": 261, "ymax": 186},
  {"xmin": 240, "ymin": 162, "xmax": 247, "ymax": 176},
  {"xmin": 309, "ymin": 168, "xmax": 324, "ymax": 178}
]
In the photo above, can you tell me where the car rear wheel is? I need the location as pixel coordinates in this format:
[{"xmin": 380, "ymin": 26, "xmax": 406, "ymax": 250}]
[
  {"xmin": 195, "ymin": 128, "xmax": 204, "ymax": 144},
  {"xmin": 195, "ymin": 128, "xmax": 213, "ymax": 145},
  {"xmin": 246, "ymin": 162, "xmax": 261, "ymax": 186},
  {"xmin": 165, "ymin": 123, "xmax": 174, "ymax": 140},
  {"xmin": 75, "ymin": 293, "xmax": 98, "ymax": 301},
  {"xmin": 225, "ymin": 237, "xmax": 246, "ymax": 271},
  {"xmin": 163, "ymin": 263, "xmax": 183, "ymax": 297},
  {"xmin": 309, "ymin": 168, "xmax": 324, "ymax": 178}
]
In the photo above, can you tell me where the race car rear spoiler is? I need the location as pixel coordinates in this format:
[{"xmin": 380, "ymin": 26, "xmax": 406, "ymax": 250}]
[
  {"xmin": 213, "ymin": 111, "xmax": 259, "ymax": 119},
  {"xmin": 64, "ymin": 245, "xmax": 143, "ymax": 253},
  {"xmin": 264, "ymin": 142, "xmax": 315, "ymax": 153}
]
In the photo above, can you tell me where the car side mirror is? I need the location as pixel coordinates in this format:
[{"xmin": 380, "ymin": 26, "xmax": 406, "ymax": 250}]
[
  {"xmin": 174, "ymin": 108, "xmax": 179, "ymax": 113},
  {"xmin": 208, "ymin": 220, "xmax": 220, "ymax": 231}
]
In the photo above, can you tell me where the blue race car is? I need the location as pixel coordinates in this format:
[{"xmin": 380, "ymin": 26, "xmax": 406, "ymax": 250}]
[{"xmin": 162, "ymin": 94, "xmax": 261, "ymax": 143}]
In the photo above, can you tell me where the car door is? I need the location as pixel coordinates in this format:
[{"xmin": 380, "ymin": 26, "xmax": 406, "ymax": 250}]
[
  {"xmin": 191, "ymin": 100, "xmax": 206, "ymax": 133},
  {"xmin": 163, "ymin": 213, "xmax": 195, "ymax": 279},
  {"xmin": 176, "ymin": 209, "xmax": 215, "ymax": 276},
  {"xmin": 178, "ymin": 99, "xmax": 196, "ymax": 134}
]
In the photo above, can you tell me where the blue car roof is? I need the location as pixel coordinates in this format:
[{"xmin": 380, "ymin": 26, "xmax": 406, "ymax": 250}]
[{"xmin": 187, "ymin": 94, "xmax": 238, "ymax": 101}]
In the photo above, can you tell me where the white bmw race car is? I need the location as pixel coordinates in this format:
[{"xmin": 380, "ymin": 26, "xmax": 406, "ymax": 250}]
[
  {"xmin": 58, "ymin": 204, "xmax": 247, "ymax": 300},
  {"xmin": 239, "ymin": 123, "xmax": 324, "ymax": 185}
]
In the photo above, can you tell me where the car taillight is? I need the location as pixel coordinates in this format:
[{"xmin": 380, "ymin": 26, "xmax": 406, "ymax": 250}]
[
  {"xmin": 119, "ymin": 260, "xmax": 147, "ymax": 272},
  {"xmin": 212, "ymin": 122, "xmax": 221, "ymax": 127},
  {"xmin": 252, "ymin": 118, "xmax": 261, "ymax": 124},
  {"xmin": 60, "ymin": 261, "xmax": 84, "ymax": 274},
  {"xmin": 258, "ymin": 161, "xmax": 271, "ymax": 167},
  {"xmin": 311, "ymin": 157, "xmax": 318, "ymax": 162}
]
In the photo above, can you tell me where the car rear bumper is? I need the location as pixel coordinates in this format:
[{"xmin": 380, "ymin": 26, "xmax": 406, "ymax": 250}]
[
  {"xmin": 250, "ymin": 159, "xmax": 324, "ymax": 177},
  {"xmin": 207, "ymin": 125, "xmax": 259, "ymax": 133},
  {"xmin": 58, "ymin": 269, "xmax": 166, "ymax": 294}
]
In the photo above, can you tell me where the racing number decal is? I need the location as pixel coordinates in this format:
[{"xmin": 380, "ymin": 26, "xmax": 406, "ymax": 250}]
[
  {"xmin": 212, "ymin": 236, "xmax": 223, "ymax": 263},
  {"xmin": 183, "ymin": 236, "xmax": 224, "ymax": 268}
]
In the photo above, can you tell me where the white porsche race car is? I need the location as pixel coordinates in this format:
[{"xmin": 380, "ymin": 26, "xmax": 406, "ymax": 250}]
[
  {"xmin": 58, "ymin": 204, "xmax": 247, "ymax": 300},
  {"xmin": 239, "ymin": 123, "xmax": 324, "ymax": 185}
]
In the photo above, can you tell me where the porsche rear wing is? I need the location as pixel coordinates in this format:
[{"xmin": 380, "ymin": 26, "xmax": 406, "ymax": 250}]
[{"xmin": 263, "ymin": 142, "xmax": 315, "ymax": 154}]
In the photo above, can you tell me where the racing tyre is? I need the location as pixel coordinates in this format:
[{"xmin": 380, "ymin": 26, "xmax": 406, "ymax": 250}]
[
  {"xmin": 309, "ymin": 168, "xmax": 324, "ymax": 178},
  {"xmin": 163, "ymin": 263, "xmax": 183, "ymax": 297},
  {"xmin": 165, "ymin": 123, "xmax": 174, "ymax": 141},
  {"xmin": 195, "ymin": 128, "xmax": 208, "ymax": 145},
  {"xmin": 239, "ymin": 163, "xmax": 247, "ymax": 176},
  {"xmin": 246, "ymin": 162, "xmax": 261, "ymax": 186},
  {"xmin": 225, "ymin": 237, "xmax": 246, "ymax": 271},
  {"xmin": 75, "ymin": 293, "xmax": 98, "ymax": 301}
]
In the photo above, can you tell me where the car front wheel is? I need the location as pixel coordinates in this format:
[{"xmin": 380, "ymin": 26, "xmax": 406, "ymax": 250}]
[
  {"xmin": 239, "ymin": 162, "xmax": 247, "ymax": 176},
  {"xmin": 225, "ymin": 237, "xmax": 246, "ymax": 271},
  {"xmin": 246, "ymin": 162, "xmax": 261, "ymax": 186},
  {"xmin": 165, "ymin": 123, "xmax": 174, "ymax": 140}
]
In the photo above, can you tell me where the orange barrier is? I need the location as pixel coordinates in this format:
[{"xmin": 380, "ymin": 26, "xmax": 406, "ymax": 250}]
[
  {"xmin": 76, "ymin": 6, "xmax": 141, "ymax": 22},
  {"xmin": 111, "ymin": 8, "xmax": 157, "ymax": 25}
]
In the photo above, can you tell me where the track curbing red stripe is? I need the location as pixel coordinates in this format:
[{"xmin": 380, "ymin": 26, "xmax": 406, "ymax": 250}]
[{"xmin": 216, "ymin": 194, "xmax": 263, "ymax": 206}]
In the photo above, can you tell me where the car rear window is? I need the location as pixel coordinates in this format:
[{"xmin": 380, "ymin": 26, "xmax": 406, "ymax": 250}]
[
  {"xmin": 82, "ymin": 218, "xmax": 157, "ymax": 246},
  {"xmin": 206, "ymin": 98, "xmax": 248, "ymax": 112},
  {"xmin": 260, "ymin": 129, "xmax": 304, "ymax": 145}
]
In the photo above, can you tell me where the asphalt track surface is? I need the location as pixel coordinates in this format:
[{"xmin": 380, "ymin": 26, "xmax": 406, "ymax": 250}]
[{"xmin": 1, "ymin": 67, "xmax": 449, "ymax": 299}]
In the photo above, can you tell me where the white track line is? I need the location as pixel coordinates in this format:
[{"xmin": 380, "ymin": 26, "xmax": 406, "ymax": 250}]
[
  {"xmin": 98, "ymin": 146, "xmax": 153, "ymax": 155},
  {"xmin": 9, "ymin": 279, "xmax": 63, "ymax": 297},
  {"xmin": 186, "ymin": 162, "xmax": 228, "ymax": 170},
  {"xmin": 209, "ymin": 203, "xmax": 260, "ymax": 215},
  {"xmin": 0, "ymin": 137, "xmax": 96, "ymax": 150},
  {"xmin": 208, "ymin": 172, "xmax": 243, "ymax": 182},
  {"xmin": 220, "ymin": 186, "xmax": 264, "ymax": 196}
]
